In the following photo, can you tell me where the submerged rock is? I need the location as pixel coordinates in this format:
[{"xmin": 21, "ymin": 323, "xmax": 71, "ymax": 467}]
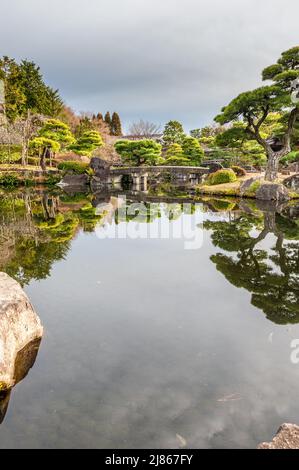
[
  {"xmin": 60, "ymin": 174, "xmax": 90, "ymax": 187},
  {"xmin": 256, "ymin": 183, "xmax": 290, "ymax": 202},
  {"xmin": 258, "ymin": 423, "xmax": 299, "ymax": 449},
  {"xmin": 0, "ymin": 272, "xmax": 43, "ymax": 390}
]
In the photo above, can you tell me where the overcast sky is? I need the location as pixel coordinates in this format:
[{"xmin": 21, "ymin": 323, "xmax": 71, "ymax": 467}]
[{"xmin": 1, "ymin": 0, "xmax": 299, "ymax": 132}]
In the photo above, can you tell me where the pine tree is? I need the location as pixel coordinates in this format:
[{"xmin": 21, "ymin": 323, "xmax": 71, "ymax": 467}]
[
  {"xmin": 111, "ymin": 112, "xmax": 122, "ymax": 136},
  {"xmin": 104, "ymin": 111, "xmax": 111, "ymax": 127},
  {"xmin": 97, "ymin": 112, "xmax": 103, "ymax": 121},
  {"xmin": 163, "ymin": 120, "xmax": 185, "ymax": 147}
]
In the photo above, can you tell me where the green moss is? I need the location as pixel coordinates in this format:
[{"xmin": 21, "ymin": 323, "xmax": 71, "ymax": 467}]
[{"xmin": 244, "ymin": 180, "xmax": 262, "ymax": 197}]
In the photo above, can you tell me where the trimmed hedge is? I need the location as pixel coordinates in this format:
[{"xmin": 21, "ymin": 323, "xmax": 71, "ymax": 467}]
[
  {"xmin": 57, "ymin": 161, "xmax": 90, "ymax": 174},
  {"xmin": 208, "ymin": 169, "xmax": 237, "ymax": 186},
  {"xmin": 231, "ymin": 165, "xmax": 246, "ymax": 177}
]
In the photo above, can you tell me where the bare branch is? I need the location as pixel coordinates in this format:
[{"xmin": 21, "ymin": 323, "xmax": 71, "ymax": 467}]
[{"xmin": 128, "ymin": 119, "xmax": 161, "ymax": 138}]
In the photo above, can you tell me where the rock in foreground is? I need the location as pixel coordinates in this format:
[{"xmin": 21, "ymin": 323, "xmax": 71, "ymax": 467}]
[
  {"xmin": 256, "ymin": 183, "xmax": 290, "ymax": 202},
  {"xmin": 258, "ymin": 423, "xmax": 299, "ymax": 449},
  {"xmin": 0, "ymin": 272, "xmax": 43, "ymax": 390}
]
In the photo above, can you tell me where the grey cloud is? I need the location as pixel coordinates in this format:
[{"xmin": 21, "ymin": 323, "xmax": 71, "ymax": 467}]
[{"xmin": 1, "ymin": 0, "xmax": 299, "ymax": 131}]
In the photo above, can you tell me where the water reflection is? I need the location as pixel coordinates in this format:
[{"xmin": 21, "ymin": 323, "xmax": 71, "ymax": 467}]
[
  {"xmin": 0, "ymin": 189, "xmax": 299, "ymax": 325},
  {"xmin": 0, "ymin": 338, "xmax": 41, "ymax": 424},
  {"xmin": 204, "ymin": 200, "xmax": 299, "ymax": 325},
  {"xmin": 0, "ymin": 188, "xmax": 299, "ymax": 447}
]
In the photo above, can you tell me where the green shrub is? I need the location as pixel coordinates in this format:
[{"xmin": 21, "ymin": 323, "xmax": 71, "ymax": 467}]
[
  {"xmin": 0, "ymin": 145, "xmax": 22, "ymax": 163},
  {"xmin": 231, "ymin": 165, "xmax": 246, "ymax": 177},
  {"xmin": 0, "ymin": 173, "xmax": 20, "ymax": 187},
  {"xmin": 27, "ymin": 156, "xmax": 59, "ymax": 167},
  {"xmin": 27, "ymin": 157, "xmax": 40, "ymax": 166},
  {"xmin": 57, "ymin": 161, "xmax": 89, "ymax": 174},
  {"xmin": 280, "ymin": 151, "xmax": 299, "ymax": 166},
  {"xmin": 208, "ymin": 169, "xmax": 237, "ymax": 185}
]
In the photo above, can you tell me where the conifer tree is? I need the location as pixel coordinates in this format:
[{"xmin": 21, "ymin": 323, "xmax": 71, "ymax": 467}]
[
  {"xmin": 104, "ymin": 111, "xmax": 111, "ymax": 128},
  {"xmin": 111, "ymin": 112, "xmax": 122, "ymax": 136}
]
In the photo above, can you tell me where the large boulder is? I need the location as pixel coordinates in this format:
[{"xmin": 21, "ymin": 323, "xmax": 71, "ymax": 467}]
[
  {"xmin": 240, "ymin": 176, "xmax": 263, "ymax": 196},
  {"xmin": 90, "ymin": 157, "xmax": 111, "ymax": 177},
  {"xmin": 256, "ymin": 183, "xmax": 290, "ymax": 202},
  {"xmin": 0, "ymin": 273, "xmax": 43, "ymax": 390},
  {"xmin": 258, "ymin": 423, "xmax": 299, "ymax": 449},
  {"xmin": 283, "ymin": 173, "xmax": 299, "ymax": 192},
  {"xmin": 90, "ymin": 158, "xmax": 112, "ymax": 189}
]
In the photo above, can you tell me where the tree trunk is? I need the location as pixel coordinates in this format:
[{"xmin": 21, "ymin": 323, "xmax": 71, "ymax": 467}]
[
  {"xmin": 265, "ymin": 151, "xmax": 280, "ymax": 182},
  {"xmin": 40, "ymin": 147, "xmax": 47, "ymax": 172},
  {"xmin": 21, "ymin": 110, "xmax": 30, "ymax": 166}
]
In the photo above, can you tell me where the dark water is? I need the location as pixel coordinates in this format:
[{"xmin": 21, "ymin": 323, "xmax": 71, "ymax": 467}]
[{"xmin": 0, "ymin": 187, "xmax": 299, "ymax": 448}]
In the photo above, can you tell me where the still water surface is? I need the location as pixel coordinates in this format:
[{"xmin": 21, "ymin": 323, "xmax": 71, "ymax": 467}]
[{"xmin": 0, "ymin": 188, "xmax": 298, "ymax": 448}]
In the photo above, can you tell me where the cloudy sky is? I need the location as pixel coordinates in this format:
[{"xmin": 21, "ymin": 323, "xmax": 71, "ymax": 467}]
[{"xmin": 1, "ymin": 0, "xmax": 299, "ymax": 132}]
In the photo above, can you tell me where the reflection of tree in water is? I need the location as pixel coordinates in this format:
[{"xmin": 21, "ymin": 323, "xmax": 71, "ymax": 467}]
[
  {"xmin": 204, "ymin": 204, "xmax": 299, "ymax": 325},
  {"xmin": 0, "ymin": 191, "xmax": 106, "ymax": 286},
  {"xmin": 114, "ymin": 201, "xmax": 198, "ymax": 224}
]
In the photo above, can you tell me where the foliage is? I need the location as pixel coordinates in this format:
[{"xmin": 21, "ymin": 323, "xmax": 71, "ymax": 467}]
[
  {"xmin": 104, "ymin": 111, "xmax": 111, "ymax": 127},
  {"xmin": 57, "ymin": 161, "xmax": 90, "ymax": 174},
  {"xmin": 165, "ymin": 143, "xmax": 184, "ymax": 158},
  {"xmin": 0, "ymin": 56, "xmax": 63, "ymax": 121},
  {"xmin": 114, "ymin": 139, "xmax": 162, "ymax": 166},
  {"xmin": 214, "ymin": 115, "xmax": 285, "ymax": 167},
  {"xmin": 45, "ymin": 174, "xmax": 62, "ymax": 186},
  {"xmin": 111, "ymin": 112, "xmax": 122, "ymax": 136},
  {"xmin": 69, "ymin": 130, "xmax": 103, "ymax": 156},
  {"xmin": 181, "ymin": 136, "xmax": 204, "ymax": 165},
  {"xmin": 205, "ymin": 210, "xmax": 299, "ymax": 324},
  {"xmin": 231, "ymin": 165, "xmax": 246, "ymax": 177},
  {"xmin": 163, "ymin": 120, "xmax": 186, "ymax": 147},
  {"xmin": 215, "ymin": 46, "xmax": 299, "ymax": 180},
  {"xmin": 207, "ymin": 169, "xmax": 237, "ymax": 185},
  {"xmin": 0, "ymin": 173, "xmax": 20, "ymax": 187},
  {"xmin": 190, "ymin": 125, "xmax": 225, "ymax": 141},
  {"xmin": 162, "ymin": 156, "xmax": 191, "ymax": 166},
  {"xmin": 280, "ymin": 150, "xmax": 299, "ymax": 166},
  {"xmin": 30, "ymin": 137, "xmax": 60, "ymax": 155},
  {"xmin": 0, "ymin": 144, "xmax": 22, "ymax": 163},
  {"xmin": 38, "ymin": 119, "xmax": 74, "ymax": 148}
]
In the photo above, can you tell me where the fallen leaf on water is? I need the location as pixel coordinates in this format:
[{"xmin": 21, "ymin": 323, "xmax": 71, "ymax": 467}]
[{"xmin": 176, "ymin": 433, "xmax": 187, "ymax": 448}]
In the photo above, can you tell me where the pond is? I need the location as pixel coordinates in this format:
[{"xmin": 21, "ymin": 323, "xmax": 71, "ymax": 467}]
[{"xmin": 0, "ymin": 186, "xmax": 299, "ymax": 449}]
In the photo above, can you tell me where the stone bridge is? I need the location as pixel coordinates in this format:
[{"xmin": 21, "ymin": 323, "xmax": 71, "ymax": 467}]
[{"xmin": 90, "ymin": 158, "xmax": 211, "ymax": 190}]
